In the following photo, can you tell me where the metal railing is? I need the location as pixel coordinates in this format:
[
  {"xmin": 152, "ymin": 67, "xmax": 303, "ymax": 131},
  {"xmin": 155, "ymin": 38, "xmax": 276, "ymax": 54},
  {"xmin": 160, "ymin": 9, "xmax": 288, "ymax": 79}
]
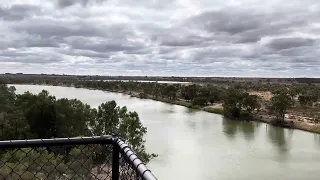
[{"xmin": 0, "ymin": 135, "xmax": 157, "ymax": 180}]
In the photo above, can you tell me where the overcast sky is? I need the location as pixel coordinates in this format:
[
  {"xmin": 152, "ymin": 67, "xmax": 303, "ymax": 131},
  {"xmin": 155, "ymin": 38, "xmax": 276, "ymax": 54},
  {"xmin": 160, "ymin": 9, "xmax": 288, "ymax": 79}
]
[{"xmin": 0, "ymin": 0, "xmax": 319, "ymax": 77}]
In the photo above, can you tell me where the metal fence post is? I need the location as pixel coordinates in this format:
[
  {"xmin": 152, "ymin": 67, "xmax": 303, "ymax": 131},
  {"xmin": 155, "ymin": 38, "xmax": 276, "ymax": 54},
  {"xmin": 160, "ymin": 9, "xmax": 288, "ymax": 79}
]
[{"xmin": 112, "ymin": 139, "xmax": 120, "ymax": 180}]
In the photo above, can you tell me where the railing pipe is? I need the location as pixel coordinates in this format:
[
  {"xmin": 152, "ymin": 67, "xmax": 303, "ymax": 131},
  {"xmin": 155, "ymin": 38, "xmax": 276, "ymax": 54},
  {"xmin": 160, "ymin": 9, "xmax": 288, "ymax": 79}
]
[
  {"xmin": 115, "ymin": 138, "xmax": 158, "ymax": 180},
  {"xmin": 0, "ymin": 135, "xmax": 113, "ymax": 149}
]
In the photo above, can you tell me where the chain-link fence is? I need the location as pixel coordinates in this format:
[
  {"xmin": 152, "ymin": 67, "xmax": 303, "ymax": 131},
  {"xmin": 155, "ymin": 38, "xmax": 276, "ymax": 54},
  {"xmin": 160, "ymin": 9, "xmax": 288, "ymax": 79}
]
[{"xmin": 0, "ymin": 136, "xmax": 157, "ymax": 180}]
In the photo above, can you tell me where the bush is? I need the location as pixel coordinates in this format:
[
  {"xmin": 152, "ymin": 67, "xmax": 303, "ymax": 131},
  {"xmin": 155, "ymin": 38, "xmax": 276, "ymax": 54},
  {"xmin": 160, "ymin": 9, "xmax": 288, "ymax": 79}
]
[
  {"xmin": 223, "ymin": 107, "xmax": 241, "ymax": 119},
  {"xmin": 192, "ymin": 97, "xmax": 207, "ymax": 106},
  {"xmin": 138, "ymin": 93, "xmax": 147, "ymax": 99}
]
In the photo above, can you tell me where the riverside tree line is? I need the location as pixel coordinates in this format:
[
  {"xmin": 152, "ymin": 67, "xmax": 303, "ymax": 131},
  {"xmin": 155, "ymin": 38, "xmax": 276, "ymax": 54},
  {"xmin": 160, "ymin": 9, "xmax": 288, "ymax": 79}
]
[
  {"xmin": 0, "ymin": 76, "xmax": 320, "ymax": 123},
  {"xmin": 2, "ymin": 76, "xmax": 320, "ymax": 123},
  {"xmin": 73, "ymin": 80, "xmax": 319, "ymax": 123}
]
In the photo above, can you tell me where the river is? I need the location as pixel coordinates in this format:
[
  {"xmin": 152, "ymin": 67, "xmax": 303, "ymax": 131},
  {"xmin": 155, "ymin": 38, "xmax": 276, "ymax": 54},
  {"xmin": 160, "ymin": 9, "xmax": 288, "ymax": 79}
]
[{"xmin": 12, "ymin": 84, "xmax": 320, "ymax": 180}]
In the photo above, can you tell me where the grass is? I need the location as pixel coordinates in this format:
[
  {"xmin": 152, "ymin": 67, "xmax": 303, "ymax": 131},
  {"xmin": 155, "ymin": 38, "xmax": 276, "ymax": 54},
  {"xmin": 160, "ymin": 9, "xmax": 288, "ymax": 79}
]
[
  {"xmin": 203, "ymin": 107, "xmax": 224, "ymax": 115},
  {"xmin": 149, "ymin": 98, "xmax": 201, "ymax": 109}
]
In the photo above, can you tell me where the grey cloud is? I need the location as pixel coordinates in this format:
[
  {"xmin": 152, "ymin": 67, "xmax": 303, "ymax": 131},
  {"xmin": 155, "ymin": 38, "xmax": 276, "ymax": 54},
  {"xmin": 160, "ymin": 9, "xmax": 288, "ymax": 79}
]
[
  {"xmin": 58, "ymin": 49, "xmax": 111, "ymax": 59},
  {"xmin": 291, "ymin": 57, "xmax": 320, "ymax": 63},
  {"xmin": 158, "ymin": 47, "xmax": 179, "ymax": 54},
  {"xmin": 150, "ymin": 26, "xmax": 213, "ymax": 47},
  {"xmin": 187, "ymin": 10, "xmax": 263, "ymax": 35},
  {"xmin": 0, "ymin": 53, "xmax": 63, "ymax": 64},
  {"xmin": 1, "ymin": 0, "xmax": 320, "ymax": 77},
  {"xmin": 122, "ymin": 48, "xmax": 152, "ymax": 55},
  {"xmin": 67, "ymin": 38, "xmax": 145, "ymax": 53},
  {"xmin": 0, "ymin": 50, "xmax": 29, "ymax": 57},
  {"xmin": 19, "ymin": 36, "xmax": 61, "ymax": 48},
  {"xmin": 160, "ymin": 39, "xmax": 199, "ymax": 47},
  {"xmin": 13, "ymin": 20, "xmax": 106, "ymax": 39},
  {"xmin": 0, "ymin": 35, "xmax": 62, "ymax": 50},
  {"xmin": 235, "ymin": 36, "xmax": 261, "ymax": 44},
  {"xmin": 0, "ymin": 48, "xmax": 63, "ymax": 64},
  {"xmin": 159, "ymin": 35, "xmax": 206, "ymax": 47},
  {"xmin": 184, "ymin": 8, "xmax": 314, "ymax": 45},
  {"xmin": 0, "ymin": 4, "xmax": 40, "ymax": 21},
  {"xmin": 56, "ymin": 0, "xmax": 107, "ymax": 8},
  {"xmin": 267, "ymin": 37, "xmax": 315, "ymax": 50},
  {"xmin": 56, "ymin": 0, "xmax": 76, "ymax": 8}
]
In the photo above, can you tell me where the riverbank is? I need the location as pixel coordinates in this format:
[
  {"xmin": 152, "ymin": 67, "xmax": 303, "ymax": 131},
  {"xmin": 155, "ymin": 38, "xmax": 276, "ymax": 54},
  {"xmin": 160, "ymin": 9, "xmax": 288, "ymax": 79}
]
[
  {"xmin": 12, "ymin": 83, "xmax": 320, "ymax": 134},
  {"xmin": 105, "ymin": 88, "xmax": 320, "ymax": 135},
  {"xmin": 75, "ymin": 86, "xmax": 320, "ymax": 134}
]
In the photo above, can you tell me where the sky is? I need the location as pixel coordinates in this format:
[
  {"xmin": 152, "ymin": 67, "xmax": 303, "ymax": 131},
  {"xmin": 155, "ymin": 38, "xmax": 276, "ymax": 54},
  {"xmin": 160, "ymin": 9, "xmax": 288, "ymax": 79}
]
[{"xmin": 0, "ymin": 0, "xmax": 320, "ymax": 77}]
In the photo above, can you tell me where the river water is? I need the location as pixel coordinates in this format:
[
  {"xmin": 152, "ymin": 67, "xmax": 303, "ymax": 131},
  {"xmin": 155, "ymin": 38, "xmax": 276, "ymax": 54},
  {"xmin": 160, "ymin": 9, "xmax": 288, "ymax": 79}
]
[{"xmin": 12, "ymin": 84, "xmax": 320, "ymax": 180}]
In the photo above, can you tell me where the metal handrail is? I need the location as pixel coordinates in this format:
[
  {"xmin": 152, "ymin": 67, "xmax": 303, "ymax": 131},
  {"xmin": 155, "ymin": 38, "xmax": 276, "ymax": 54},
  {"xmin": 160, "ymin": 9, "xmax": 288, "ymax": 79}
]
[
  {"xmin": 0, "ymin": 135, "xmax": 113, "ymax": 148},
  {"xmin": 116, "ymin": 138, "xmax": 158, "ymax": 180}
]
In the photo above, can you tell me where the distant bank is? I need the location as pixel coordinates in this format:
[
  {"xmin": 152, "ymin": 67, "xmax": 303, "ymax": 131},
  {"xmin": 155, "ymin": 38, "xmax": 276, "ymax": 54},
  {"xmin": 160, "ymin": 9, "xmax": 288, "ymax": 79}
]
[{"xmin": 11, "ymin": 82, "xmax": 320, "ymax": 135}]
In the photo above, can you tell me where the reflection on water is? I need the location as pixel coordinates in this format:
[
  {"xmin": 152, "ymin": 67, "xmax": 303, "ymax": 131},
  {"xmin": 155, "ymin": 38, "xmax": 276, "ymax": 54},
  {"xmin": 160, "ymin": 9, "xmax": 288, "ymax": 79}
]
[
  {"xmin": 222, "ymin": 119, "xmax": 256, "ymax": 141},
  {"xmin": 314, "ymin": 134, "xmax": 320, "ymax": 148},
  {"xmin": 222, "ymin": 118, "xmax": 238, "ymax": 140},
  {"xmin": 267, "ymin": 125, "xmax": 287, "ymax": 148},
  {"xmin": 159, "ymin": 105, "xmax": 175, "ymax": 114},
  {"xmin": 240, "ymin": 121, "xmax": 255, "ymax": 141},
  {"xmin": 12, "ymin": 84, "xmax": 320, "ymax": 180},
  {"xmin": 184, "ymin": 108, "xmax": 199, "ymax": 114},
  {"xmin": 267, "ymin": 125, "xmax": 290, "ymax": 161}
]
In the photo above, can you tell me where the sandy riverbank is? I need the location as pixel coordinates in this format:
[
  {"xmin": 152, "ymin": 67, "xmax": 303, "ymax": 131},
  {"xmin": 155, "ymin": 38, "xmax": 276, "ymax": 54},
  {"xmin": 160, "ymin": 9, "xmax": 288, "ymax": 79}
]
[
  {"xmin": 18, "ymin": 83, "xmax": 320, "ymax": 135},
  {"xmin": 107, "ymin": 89, "xmax": 320, "ymax": 134}
]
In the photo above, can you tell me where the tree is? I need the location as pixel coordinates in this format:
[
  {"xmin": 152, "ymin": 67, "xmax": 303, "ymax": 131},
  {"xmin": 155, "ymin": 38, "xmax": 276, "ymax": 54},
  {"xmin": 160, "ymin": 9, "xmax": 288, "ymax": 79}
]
[
  {"xmin": 242, "ymin": 94, "xmax": 261, "ymax": 113},
  {"xmin": 208, "ymin": 86, "xmax": 223, "ymax": 104},
  {"xmin": 20, "ymin": 90, "xmax": 58, "ymax": 139},
  {"xmin": 92, "ymin": 100, "xmax": 156, "ymax": 163},
  {"xmin": 161, "ymin": 85, "xmax": 178, "ymax": 100},
  {"xmin": 198, "ymin": 87, "xmax": 210, "ymax": 97},
  {"xmin": 55, "ymin": 98, "xmax": 95, "ymax": 137},
  {"xmin": 181, "ymin": 85, "xmax": 197, "ymax": 101},
  {"xmin": 192, "ymin": 97, "xmax": 207, "ymax": 106},
  {"xmin": 222, "ymin": 88, "xmax": 244, "ymax": 119},
  {"xmin": 222, "ymin": 89, "xmax": 261, "ymax": 119},
  {"xmin": 269, "ymin": 89, "xmax": 295, "ymax": 123},
  {"xmin": 298, "ymin": 95, "xmax": 313, "ymax": 106}
]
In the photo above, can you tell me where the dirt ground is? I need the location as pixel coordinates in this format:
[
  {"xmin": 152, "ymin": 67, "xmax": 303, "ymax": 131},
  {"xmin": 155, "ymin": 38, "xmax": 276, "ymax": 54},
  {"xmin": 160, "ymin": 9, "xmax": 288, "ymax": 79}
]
[{"xmin": 248, "ymin": 91, "xmax": 272, "ymax": 101}]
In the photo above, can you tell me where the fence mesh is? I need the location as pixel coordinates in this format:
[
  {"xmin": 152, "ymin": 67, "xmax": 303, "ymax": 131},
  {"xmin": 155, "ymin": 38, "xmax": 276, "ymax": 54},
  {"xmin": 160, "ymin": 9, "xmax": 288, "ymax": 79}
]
[
  {"xmin": 119, "ymin": 153, "xmax": 141, "ymax": 180},
  {"xmin": 0, "ymin": 144, "xmax": 113, "ymax": 180},
  {"xmin": 0, "ymin": 136, "xmax": 157, "ymax": 180}
]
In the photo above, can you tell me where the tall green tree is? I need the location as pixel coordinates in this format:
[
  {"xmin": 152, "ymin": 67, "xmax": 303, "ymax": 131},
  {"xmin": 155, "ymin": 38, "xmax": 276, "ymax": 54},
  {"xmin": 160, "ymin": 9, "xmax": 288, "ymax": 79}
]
[
  {"xmin": 93, "ymin": 100, "xmax": 156, "ymax": 162},
  {"xmin": 269, "ymin": 89, "xmax": 295, "ymax": 123},
  {"xmin": 181, "ymin": 84, "xmax": 197, "ymax": 101},
  {"xmin": 223, "ymin": 89, "xmax": 261, "ymax": 119},
  {"xmin": 242, "ymin": 94, "xmax": 261, "ymax": 113}
]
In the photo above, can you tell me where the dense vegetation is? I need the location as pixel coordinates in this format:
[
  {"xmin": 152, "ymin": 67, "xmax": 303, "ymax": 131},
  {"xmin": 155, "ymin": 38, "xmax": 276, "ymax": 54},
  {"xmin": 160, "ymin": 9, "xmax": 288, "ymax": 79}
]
[
  {"xmin": 71, "ymin": 80, "xmax": 319, "ymax": 123},
  {"xmin": 0, "ymin": 83, "xmax": 155, "ymax": 178},
  {"xmin": 2, "ymin": 76, "xmax": 320, "ymax": 123}
]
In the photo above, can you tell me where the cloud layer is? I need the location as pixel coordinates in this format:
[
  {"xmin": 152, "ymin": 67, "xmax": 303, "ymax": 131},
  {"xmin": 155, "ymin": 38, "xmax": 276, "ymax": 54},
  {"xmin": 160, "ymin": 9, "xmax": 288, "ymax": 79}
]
[{"xmin": 0, "ymin": 0, "xmax": 319, "ymax": 77}]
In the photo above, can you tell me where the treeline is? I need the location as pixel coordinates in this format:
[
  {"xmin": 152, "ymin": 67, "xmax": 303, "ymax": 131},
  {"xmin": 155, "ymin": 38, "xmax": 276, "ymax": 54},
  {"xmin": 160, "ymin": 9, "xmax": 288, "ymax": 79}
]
[
  {"xmin": 3, "ymin": 76, "xmax": 320, "ymax": 121},
  {"xmin": 75, "ymin": 81, "xmax": 262, "ymax": 118},
  {"xmin": 75, "ymin": 81, "xmax": 320, "ymax": 123},
  {"xmin": 76, "ymin": 81, "xmax": 226, "ymax": 105},
  {"xmin": 0, "ymin": 84, "xmax": 155, "ymax": 178},
  {"xmin": 3, "ymin": 73, "xmax": 320, "ymax": 84}
]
